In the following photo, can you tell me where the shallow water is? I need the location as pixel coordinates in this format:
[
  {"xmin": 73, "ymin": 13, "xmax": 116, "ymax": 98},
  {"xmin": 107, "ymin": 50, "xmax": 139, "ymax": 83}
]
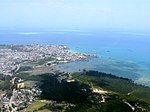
[
  {"xmin": 0, "ymin": 30, "xmax": 150, "ymax": 86},
  {"xmin": 57, "ymin": 57, "xmax": 150, "ymax": 86}
]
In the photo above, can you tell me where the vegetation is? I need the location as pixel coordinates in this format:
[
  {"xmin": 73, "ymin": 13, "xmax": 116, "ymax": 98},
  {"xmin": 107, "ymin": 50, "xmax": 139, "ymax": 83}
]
[
  {"xmin": 30, "ymin": 57, "xmax": 55, "ymax": 65},
  {"xmin": 20, "ymin": 100, "xmax": 49, "ymax": 112},
  {"xmin": 72, "ymin": 71, "xmax": 150, "ymax": 103},
  {"xmin": 16, "ymin": 71, "xmax": 150, "ymax": 112},
  {"xmin": 16, "ymin": 65, "xmax": 33, "ymax": 73},
  {"xmin": 15, "ymin": 72, "xmax": 42, "ymax": 82},
  {"xmin": 0, "ymin": 74, "xmax": 13, "ymax": 97}
]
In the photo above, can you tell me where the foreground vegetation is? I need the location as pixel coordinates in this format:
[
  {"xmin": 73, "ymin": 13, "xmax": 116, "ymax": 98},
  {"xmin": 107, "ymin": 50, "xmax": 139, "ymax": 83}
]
[
  {"xmin": 72, "ymin": 71, "xmax": 150, "ymax": 103},
  {"xmin": 20, "ymin": 100, "xmax": 50, "ymax": 112},
  {"xmin": 0, "ymin": 74, "xmax": 13, "ymax": 97},
  {"xmin": 15, "ymin": 70, "xmax": 150, "ymax": 112}
]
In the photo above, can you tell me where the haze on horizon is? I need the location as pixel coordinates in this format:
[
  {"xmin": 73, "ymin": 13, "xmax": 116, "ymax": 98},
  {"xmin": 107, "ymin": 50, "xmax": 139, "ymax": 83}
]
[{"xmin": 0, "ymin": 0, "xmax": 150, "ymax": 32}]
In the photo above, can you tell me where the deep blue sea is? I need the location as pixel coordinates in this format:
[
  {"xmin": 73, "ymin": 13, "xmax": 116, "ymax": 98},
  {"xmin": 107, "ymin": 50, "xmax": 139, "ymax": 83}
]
[{"xmin": 0, "ymin": 30, "xmax": 150, "ymax": 86}]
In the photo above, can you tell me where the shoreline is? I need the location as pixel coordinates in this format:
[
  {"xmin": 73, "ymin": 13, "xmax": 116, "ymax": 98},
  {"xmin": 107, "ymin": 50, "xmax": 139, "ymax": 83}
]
[
  {"xmin": 0, "ymin": 44, "xmax": 95, "ymax": 76},
  {"xmin": 57, "ymin": 56, "xmax": 150, "ymax": 87},
  {"xmin": 0, "ymin": 44, "xmax": 150, "ymax": 87}
]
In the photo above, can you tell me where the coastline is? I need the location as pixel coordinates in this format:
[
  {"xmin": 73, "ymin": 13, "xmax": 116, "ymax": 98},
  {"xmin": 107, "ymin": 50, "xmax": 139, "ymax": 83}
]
[
  {"xmin": 0, "ymin": 44, "xmax": 95, "ymax": 76},
  {"xmin": 57, "ymin": 56, "xmax": 150, "ymax": 87},
  {"xmin": 0, "ymin": 44, "xmax": 150, "ymax": 87}
]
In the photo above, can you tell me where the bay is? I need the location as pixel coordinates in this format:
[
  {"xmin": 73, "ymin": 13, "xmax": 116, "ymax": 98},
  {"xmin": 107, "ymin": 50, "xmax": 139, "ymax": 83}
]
[{"xmin": 0, "ymin": 30, "xmax": 150, "ymax": 86}]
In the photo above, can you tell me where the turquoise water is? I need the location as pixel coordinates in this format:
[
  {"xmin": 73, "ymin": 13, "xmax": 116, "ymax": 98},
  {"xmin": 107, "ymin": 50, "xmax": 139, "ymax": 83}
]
[{"xmin": 0, "ymin": 30, "xmax": 150, "ymax": 86}]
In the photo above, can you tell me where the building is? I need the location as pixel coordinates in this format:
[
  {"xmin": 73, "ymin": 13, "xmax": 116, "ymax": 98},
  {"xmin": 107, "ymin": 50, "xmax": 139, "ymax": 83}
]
[{"xmin": 17, "ymin": 82, "xmax": 25, "ymax": 89}]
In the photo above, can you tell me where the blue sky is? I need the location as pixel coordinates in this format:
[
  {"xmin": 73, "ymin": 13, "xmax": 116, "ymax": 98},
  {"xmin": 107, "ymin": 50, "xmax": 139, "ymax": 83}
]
[{"xmin": 0, "ymin": 0, "xmax": 150, "ymax": 32}]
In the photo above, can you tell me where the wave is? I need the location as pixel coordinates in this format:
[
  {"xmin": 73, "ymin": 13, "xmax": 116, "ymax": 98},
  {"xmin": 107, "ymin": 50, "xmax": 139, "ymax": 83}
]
[
  {"xmin": 119, "ymin": 32, "xmax": 150, "ymax": 36},
  {"xmin": 16, "ymin": 32, "xmax": 39, "ymax": 35}
]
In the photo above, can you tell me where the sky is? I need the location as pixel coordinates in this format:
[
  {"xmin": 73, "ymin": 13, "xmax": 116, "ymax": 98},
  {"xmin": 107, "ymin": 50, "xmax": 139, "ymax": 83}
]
[{"xmin": 0, "ymin": 0, "xmax": 150, "ymax": 32}]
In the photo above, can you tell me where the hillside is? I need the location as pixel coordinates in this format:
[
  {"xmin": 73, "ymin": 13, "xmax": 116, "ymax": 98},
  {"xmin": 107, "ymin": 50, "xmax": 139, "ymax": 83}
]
[{"xmin": 15, "ymin": 70, "xmax": 150, "ymax": 112}]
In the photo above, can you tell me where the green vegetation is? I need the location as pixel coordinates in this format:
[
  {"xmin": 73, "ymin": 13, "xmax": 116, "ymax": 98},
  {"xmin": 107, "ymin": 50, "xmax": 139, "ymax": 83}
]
[
  {"xmin": 18, "ymin": 74, "xmax": 134, "ymax": 112},
  {"xmin": 16, "ymin": 66, "xmax": 33, "ymax": 73},
  {"xmin": 0, "ymin": 74, "xmax": 13, "ymax": 97},
  {"xmin": 30, "ymin": 57, "xmax": 55, "ymax": 65},
  {"xmin": 15, "ymin": 72, "xmax": 42, "ymax": 82},
  {"xmin": 72, "ymin": 71, "xmax": 150, "ymax": 103},
  {"xmin": 20, "ymin": 100, "xmax": 74, "ymax": 112},
  {"xmin": 17, "ymin": 71, "xmax": 150, "ymax": 112},
  {"xmin": 66, "ymin": 99, "xmax": 133, "ymax": 112},
  {"xmin": 20, "ymin": 100, "xmax": 49, "ymax": 112},
  {"xmin": 40, "ymin": 74, "xmax": 94, "ymax": 104}
]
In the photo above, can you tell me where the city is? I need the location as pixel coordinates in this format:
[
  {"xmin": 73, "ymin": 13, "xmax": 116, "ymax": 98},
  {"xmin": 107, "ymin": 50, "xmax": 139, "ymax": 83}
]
[
  {"xmin": 0, "ymin": 45, "xmax": 94, "ymax": 76},
  {"xmin": 0, "ymin": 44, "xmax": 94, "ymax": 112}
]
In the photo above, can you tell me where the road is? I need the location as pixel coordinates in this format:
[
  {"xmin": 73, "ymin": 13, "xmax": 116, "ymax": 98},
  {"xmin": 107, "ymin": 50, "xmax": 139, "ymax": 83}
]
[{"xmin": 9, "ymin": 77, "xmax": 16, "ymax": 112}]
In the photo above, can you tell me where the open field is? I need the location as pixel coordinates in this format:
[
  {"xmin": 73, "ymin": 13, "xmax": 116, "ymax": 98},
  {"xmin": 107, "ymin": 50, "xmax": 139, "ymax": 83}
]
[{"xmin": 20, "ymin": 100, "xmax": 49, "ymax": 112}]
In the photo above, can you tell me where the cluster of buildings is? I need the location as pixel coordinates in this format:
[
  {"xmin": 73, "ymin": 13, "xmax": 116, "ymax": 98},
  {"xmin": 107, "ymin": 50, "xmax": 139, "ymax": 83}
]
[
  {"xmin": 0, "ymin": 45, "xmax": 93, "ymax": 76},
  {"xmin": 0, "ymin": 77, "xmax": 41, "ymax": 112},
  {"xmin": 12, "ymin": 88, "xmax": 41, "ymax": 111}
]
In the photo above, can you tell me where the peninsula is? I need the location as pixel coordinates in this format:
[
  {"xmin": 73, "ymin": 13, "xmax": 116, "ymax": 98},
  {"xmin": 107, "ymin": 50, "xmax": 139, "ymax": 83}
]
[{"xmin": 0, "ymin": 45, "xmax": 94, "ymax": 76}]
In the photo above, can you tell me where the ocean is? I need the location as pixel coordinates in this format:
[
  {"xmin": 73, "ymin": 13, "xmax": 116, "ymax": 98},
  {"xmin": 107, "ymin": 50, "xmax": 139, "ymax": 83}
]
[{"xmin": 0, "ymin": 30, "xmax": 150, "ymax": 86}]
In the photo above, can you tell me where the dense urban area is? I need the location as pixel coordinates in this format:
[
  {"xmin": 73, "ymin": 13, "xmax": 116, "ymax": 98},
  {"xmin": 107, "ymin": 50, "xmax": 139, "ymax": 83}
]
[{"xmin": 0, "ymin": 45, "xmax": 93, "ymax": 75}]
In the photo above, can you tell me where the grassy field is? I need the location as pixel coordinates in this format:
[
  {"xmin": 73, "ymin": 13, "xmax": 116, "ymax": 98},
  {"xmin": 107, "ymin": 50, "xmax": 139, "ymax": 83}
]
[
  {"xmin": 20, "ymin": 100, "xmax": 49, "ymax": 112},
  {"xmin": 30, "ymin": 57, "xmax": 55, "ymax": 65},
  {"xmin": 37, "ymin": 109, "xmax": 51, "ymax": 112},
  {"xmin": 20, "ymin": 99, "xmax": 71, "ymax": 112}
]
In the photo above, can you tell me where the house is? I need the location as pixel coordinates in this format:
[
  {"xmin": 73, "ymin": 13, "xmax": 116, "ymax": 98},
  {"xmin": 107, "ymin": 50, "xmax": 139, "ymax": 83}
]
[{"xmin": 17, "ymin": 82, "xmax": 25, "ymax": 89}]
